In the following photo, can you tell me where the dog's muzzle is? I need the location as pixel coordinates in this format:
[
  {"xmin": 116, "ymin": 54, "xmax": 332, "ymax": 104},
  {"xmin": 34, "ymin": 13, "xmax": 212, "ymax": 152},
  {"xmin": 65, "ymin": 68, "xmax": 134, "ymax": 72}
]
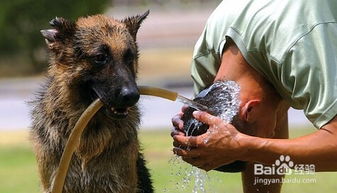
[
  {"xmin": 92, "ymin": 85, "xmax": 140, "ymax": 119},
  {"xmin": 110, "ymin": 87, "xmax": 139, "ymax": 118}
]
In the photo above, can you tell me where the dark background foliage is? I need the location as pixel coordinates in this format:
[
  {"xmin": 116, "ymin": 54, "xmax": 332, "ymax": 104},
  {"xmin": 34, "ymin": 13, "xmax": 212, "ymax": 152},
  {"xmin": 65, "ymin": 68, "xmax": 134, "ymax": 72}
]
[
  {"xmin": 0, "ymin": 0, "xmax": 110, "ymax": 75},
  {"xmin": 0, "ymin": 0, "xmax": 216, "ymax": 76}
]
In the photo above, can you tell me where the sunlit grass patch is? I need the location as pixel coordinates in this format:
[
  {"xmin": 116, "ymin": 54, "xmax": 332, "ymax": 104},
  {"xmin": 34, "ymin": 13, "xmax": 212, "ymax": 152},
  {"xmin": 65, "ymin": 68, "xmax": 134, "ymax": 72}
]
[{"xmin": 0, "ymin": 128, "xmax": 336, "ymax": 193}]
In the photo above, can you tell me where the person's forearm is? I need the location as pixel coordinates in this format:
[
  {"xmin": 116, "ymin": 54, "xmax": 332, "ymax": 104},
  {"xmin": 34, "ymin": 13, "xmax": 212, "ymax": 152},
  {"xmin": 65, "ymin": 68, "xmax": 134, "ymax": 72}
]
[{"xmin": 241, "ymin": 120, "xmax": 337, "ymax": 171}]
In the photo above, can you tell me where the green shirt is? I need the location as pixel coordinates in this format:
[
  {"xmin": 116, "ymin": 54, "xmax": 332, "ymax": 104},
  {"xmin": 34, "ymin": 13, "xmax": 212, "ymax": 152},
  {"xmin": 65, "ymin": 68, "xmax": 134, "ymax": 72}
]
[{"xmin": 191, "ymin": 0, "xmax": 337, "ymax": 128}]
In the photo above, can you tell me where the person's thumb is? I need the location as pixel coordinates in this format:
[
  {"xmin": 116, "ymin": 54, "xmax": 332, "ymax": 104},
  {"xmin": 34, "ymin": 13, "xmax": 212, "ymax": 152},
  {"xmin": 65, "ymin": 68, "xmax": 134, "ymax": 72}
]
[{"xmin": 192, "ymin": 111, "xmax": 222, "ymax": 125}]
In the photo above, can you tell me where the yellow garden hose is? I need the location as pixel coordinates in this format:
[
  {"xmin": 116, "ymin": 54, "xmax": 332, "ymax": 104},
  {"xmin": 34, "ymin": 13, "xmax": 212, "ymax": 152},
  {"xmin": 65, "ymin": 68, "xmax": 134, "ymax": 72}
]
[
  {"xmin": 137, "ymin": 86, "xmax": 178, "ymax": 101},
  {"xmin": 51, "ymin": 99, "xmax": 103, "ymax": 193},
  {"xmin": 51, "ymin": 86, "xmax": 178, "ymax": 193}
]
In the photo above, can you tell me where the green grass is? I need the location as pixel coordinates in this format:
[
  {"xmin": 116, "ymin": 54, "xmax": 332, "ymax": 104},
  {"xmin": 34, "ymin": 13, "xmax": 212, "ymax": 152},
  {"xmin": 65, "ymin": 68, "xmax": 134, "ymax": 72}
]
[
  {"xmin": 140, "ymin": 130, "xmax": 243, "ymax": 193},
  {"xmin": 0, "ymin": 145, "xmax": 40, "ymax": 193},
  {"xmin": 0, "ymin": 129, "xmax": 337, "ymax": 193}
]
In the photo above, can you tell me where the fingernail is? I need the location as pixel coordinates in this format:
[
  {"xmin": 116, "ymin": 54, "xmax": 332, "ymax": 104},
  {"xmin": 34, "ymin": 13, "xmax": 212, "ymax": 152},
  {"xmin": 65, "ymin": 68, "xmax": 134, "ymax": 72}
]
[{"xmin": 193, "ymin": 111, "xmax": 201, "ymax": 117}]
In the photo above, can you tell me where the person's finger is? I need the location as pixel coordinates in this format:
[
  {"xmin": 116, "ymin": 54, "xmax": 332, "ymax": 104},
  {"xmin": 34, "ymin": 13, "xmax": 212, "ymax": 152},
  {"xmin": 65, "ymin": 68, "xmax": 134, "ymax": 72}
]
[
  {"xmin": 173, "ymin": 135, "xmax": 204, "ymax": 148},
  {"xmin": 170, "ymin": 129, "xmax": 185, "ymax": 137},
  {"xmin": 182, "ymin": 158, "xmax": 211, "ymax": 171},
  {"xmin": 181, "ymin": 157, "xmax": 194, "ymax": 164},
  {"xmin": 182, "ymin": 157, "xmax": 204, "ymax": 168},
  {"xmin": 172, "ymin": 113, "xmax": 184, "ymax": 130},
  {"xmin": 173, "ymin": 147, "xmax": 201, "ymax": 158},
  {"xmin": 173, "ymin": 135, "xmax": 190, "ymax": 146},
  {"xmin": 193, "ymin": 111, "xmax": 223, "ymax": 126},
  {"xmin": 173, "ymin": 141, "xmax": 179, "ymax": 147},
  {"xmin": 172, "ymin": 141, "xmax": 188, "ymax": 149},
  {"xmin": 181, "ymin": 105, "xmax": 189, "ymax": 112},
  {"xmin": 201, "ymin": 163, "xmax": 213, "ymax": 172}
]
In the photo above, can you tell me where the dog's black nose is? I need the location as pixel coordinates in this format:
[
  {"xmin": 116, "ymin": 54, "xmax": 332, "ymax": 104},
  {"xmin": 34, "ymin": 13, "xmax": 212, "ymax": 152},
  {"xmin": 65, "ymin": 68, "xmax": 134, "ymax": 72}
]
[{"xmin": 118, "ymin": 87, "xmax": 140, "ymax": 107}]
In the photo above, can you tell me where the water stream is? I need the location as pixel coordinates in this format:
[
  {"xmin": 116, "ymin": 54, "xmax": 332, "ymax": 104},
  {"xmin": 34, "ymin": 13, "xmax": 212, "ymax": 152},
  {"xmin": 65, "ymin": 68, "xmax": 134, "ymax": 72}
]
[
  {"xmin": 140, "ymin": 81, "xmax": 241, "ymax": 193},
  {"xmin": 168, "ymin": 81, "xmax": 241, "ymax": 192},
  {"xmin": 176, "ymin": 95, "xmax": 209, "ymax": 112}
]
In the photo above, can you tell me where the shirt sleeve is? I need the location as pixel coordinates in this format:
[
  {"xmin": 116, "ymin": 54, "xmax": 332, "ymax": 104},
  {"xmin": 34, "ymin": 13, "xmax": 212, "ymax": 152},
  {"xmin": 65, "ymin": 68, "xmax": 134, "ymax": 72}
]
[
  {"xmin": 190, "ymin": 27, "xmax": 222, "ymax": 95},
  {"xmin": 281, "ymin": 22, "xmax": 337, "ymax": 128},
  {"xmin": 191, "ymin": 51, "xmax": 221, "ymax": 94}
]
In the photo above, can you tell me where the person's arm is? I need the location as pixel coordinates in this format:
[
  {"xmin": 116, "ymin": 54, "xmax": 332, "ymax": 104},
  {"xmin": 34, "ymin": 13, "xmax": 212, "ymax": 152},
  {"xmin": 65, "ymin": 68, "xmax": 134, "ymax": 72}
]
[
  {"xmin": 243, "ymin": 116, "xmax": 337, "ymax": 171},
  {"xmin": 242, "ymin": 104, "xmax": 289, "ymax": 193},
  {"xmin": 173, "ymin": 112, "xmax": 337, "ymax": 172}
]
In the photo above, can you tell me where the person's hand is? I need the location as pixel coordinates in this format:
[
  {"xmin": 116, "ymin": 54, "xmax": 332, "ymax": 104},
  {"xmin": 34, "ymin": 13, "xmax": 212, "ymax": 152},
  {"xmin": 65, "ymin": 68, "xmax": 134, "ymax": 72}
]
[
  {"xmin": 171, "ymin": 105, "xmax": 188, "ymax": 139},
  {"xmin": 172, "ymin": 111, "xmax": 247, "ymax": 171}
]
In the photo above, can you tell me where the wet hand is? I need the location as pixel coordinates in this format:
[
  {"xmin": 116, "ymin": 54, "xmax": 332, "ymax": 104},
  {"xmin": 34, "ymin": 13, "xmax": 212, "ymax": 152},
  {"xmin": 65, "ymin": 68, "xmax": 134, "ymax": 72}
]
[
  {"xmin": 172, "ymin": 111, "xmax": 247, "ymax": 171},
  {"xmin": 171, "ymin": 105, "xmax": 189, "ymax": 137}
]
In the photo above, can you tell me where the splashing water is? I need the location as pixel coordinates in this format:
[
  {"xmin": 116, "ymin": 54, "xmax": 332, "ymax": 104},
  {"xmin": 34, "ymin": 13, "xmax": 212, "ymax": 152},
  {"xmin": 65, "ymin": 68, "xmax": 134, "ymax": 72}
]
[
  {"xmin": 176, "ymin": 95, "xmax": 209, "ymax": 112},
  {"xmin": 166, "ymin": 156, "xmax": 210, "ymax": 193},
  {"xmin": 182, "ymin": 80, "xmax": 241, "ymax": 137},
  {"xmin": 168, "ymin": 80, "xmax": 241, "ymax": 193},
  {"xmin": 182, "ymin": 81, "xmax": 246, "ymax": 174},
  {"xmin": 195, "ymin": 80, "xmax": 240, "ymax": 123}
]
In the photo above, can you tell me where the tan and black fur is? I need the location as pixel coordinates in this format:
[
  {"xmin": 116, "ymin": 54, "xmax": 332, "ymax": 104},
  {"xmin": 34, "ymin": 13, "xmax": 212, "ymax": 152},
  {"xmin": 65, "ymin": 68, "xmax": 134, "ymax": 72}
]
[{"xmin": 31, "ymin": 11, "xmax": 153, "ymax": 193}]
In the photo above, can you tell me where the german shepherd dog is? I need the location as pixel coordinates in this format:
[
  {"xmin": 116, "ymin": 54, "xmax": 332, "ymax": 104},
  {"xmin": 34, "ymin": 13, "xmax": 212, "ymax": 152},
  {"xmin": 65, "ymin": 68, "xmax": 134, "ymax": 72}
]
[{"xmin": 31, "ymin": 11, "xmax": 153, "ymax": 193}]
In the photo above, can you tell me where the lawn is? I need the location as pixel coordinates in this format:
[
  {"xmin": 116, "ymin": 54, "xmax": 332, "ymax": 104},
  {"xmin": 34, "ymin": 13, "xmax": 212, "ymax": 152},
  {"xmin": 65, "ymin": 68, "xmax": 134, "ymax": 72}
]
[{"xmin": 0, "ymin": 129, "xmax": 336, "ymax": 193}]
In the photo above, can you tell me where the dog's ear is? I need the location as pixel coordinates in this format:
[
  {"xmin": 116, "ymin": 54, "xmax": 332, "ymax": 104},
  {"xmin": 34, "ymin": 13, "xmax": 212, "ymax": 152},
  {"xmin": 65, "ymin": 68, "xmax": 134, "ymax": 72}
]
[
  {"xmin": 122, "ymin": 10, "xmax": 149, "ymax": 40},
  {"xmin": 40, "ymin": 17, "xmax": 76, "ymax": 49}
]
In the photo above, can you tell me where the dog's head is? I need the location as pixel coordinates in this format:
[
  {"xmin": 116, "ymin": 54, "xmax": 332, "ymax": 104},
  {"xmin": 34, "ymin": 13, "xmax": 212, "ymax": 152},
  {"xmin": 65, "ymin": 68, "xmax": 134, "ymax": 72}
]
[{"xmin": 41, "ymin": 11, "xmax": 149, "ymax": 118}]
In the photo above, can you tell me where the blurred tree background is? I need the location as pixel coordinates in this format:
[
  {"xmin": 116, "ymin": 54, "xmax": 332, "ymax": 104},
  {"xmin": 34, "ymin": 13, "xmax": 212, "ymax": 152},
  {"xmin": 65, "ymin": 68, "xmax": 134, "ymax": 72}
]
[
  {"xmin": 0, "ymin": 0, "xmax": 110, "ymax": 76},
  {"xmin": 0, "ymin": 0, "xmax": 217, "ymax": 77}
]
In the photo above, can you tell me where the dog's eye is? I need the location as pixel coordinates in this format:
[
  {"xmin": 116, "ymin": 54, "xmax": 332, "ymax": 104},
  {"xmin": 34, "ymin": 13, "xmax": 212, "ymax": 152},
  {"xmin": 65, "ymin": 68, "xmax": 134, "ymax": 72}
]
[
  {"xmin": 93, "ymin": 53, "xmax": 109, "ymax": 65},
  {"xmin": 124, "ymin": 49, "xmax": 135, "ymax": 64}
]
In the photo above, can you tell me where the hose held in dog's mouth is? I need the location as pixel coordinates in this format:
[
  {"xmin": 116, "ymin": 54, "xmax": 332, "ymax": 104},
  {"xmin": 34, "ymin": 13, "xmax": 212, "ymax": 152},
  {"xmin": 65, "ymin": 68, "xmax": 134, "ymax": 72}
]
[
  {"xmin": 52, "ymin": 98, "xmax": 103, "ymax": 193},
  {"xmin": 92, "ymin": 84, "xmax": 140, "ymax": 118},
  {"xmin": 92, "ymin": 86, "xmax": 139, "ymax": 107},
  {"xmin": 51, "ymin": 85, "xmax": 208, "ymax": 193}
]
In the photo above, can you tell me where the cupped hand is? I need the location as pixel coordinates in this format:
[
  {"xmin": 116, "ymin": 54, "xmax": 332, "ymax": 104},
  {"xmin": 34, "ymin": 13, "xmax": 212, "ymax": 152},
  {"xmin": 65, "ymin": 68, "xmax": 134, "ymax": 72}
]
[
  {"xmin": 171, "ymin": 105, "xmax": 189, "ymax": 137},
  {"xmin": 172, "ymin": 111, "xmax": 247, "ymax": 171}
]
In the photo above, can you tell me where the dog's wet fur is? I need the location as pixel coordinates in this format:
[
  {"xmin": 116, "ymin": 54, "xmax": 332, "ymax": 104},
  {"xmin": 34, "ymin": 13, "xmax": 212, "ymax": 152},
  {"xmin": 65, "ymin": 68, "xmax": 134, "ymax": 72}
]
[{"xmin": 31, "ymin": 11, "xmax": 153, "ymax": 193}]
